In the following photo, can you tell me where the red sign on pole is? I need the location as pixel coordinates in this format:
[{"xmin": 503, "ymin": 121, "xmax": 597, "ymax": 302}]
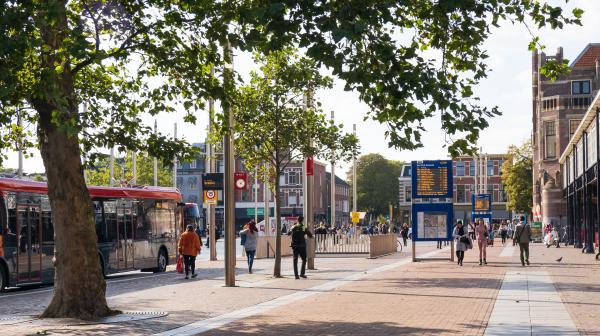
[
  {"xmin": 306, "ymin": 157, "xmax": 314, "ymax": 176},
  {"xmin": 234, "ymin": 172, "xmax": 247, "ymax": 190}
]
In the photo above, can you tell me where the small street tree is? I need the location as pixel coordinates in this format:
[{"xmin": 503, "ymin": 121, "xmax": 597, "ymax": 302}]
[
  {"xmin": 502, "ymin": 140, "xmax": 533, "ymax": 214},
  {"xmin": 229, "ymin": 49, "xmax": 358, "ymax": 277}
]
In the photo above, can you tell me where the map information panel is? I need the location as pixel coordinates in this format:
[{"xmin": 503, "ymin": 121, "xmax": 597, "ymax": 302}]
[{"xmin": 411, "ymin": 160, "xmax": 453, "ymax": 199}]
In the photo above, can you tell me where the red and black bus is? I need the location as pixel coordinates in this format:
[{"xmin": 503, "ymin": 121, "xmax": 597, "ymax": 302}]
[{"xmin": 0, "ymin": 178, "xmax": 183, "ymax": 291}]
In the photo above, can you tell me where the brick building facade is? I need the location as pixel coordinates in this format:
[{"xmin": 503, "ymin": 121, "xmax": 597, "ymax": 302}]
[{"xmin": 532, "ymin": 44, "xmax": 600, "ymax": 226}]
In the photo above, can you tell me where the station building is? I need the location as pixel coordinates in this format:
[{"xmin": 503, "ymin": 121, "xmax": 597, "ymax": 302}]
[
  {"xmin": 559, "ymin": 90, "xmax": 600, "ymax": 253},
  {"xmin": 532, "ymin": 44, "xmax": 600, "ymax": 227}
]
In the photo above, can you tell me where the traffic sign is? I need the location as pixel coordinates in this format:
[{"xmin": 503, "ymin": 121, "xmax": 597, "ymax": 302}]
[
  {"xmin": 204, "ymin": 190, "xmax": 217, "ymax": 204},
  {"xmin": 351, "ymin": 211, "xmax": 360, "ymax": 223}
]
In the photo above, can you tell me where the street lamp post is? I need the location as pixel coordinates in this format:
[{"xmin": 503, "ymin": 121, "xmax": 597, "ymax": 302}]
[
  {"xmin": 222, "ymin": 38, "xmax": 236, "ymax": 287},
  {"xmin": 305, "ymin": 92, "xmax": 315, "ymax": 270},
  {"xmin": 207, "ymin": 68, "xmax": 217, "ymax": 261},
  {"xmin": 330, "ymin": 111, "xmax": 336, "ymax": 229},
  {"xmin": 153, "ymin": 120, "xmax": 158, "ymax": 186}
]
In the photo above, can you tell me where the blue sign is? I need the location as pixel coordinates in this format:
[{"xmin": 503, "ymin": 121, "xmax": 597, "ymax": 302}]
[
  {"xmin": 411, "ymin": 160, "xmax": 453, "ymax": 199},
  {"xmin": 472, "ymin": 194, "xmax": 492, "ymax": 212},
  {"xmin": 411, "ymin": 203, "xmax": 454, "ymax": 241}
]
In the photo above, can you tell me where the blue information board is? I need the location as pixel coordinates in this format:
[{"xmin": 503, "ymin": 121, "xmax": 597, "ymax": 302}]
[
  {"xmin": 411, "ymin": 203, "xmax": 454, "ymax": 241},
  {"xmin": 411, "ymin": 160, "xmax": 453, "ymax": 199},
  {"xmin": 472, "ymin": 194, "xmax": 492, "ymax": 212}
]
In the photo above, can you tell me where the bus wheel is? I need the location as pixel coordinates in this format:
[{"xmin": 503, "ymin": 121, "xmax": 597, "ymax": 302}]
[
  {"xmin": 0, "ymin": 264, "xmax": 7, "ymax": 292},
  {"xmin": 156, "ymin": 249, "xmax": 168, "ymax": 273}
]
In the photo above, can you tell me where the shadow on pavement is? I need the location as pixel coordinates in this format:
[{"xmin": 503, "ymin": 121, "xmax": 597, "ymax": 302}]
[{"xmin": 202, "ymin": 320, "xmax": 460, "ymax": 336}]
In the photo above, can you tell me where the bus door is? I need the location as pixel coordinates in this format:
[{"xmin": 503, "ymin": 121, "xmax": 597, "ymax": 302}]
[
  {"xmin": 116, "ymin": 202, "xmax": 135, "ymax": 270},
  {"xmin": 16, "ymin": 205, "xmax": 42, "ymax": 283}
]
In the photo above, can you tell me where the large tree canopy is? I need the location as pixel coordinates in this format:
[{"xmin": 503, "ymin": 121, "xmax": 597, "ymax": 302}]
[
  {"xmin": 226, "ymin": 0, "xmax": 581, "ymax": 156},
  {"xmin": 0, "ymin": 0, "xmax": 580, "ymax": 320}
]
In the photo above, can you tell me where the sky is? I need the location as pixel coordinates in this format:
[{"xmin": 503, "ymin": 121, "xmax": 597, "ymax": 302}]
[{"xmin": 3, "ymin": 0, "xmax": 600, "ymax": 180}]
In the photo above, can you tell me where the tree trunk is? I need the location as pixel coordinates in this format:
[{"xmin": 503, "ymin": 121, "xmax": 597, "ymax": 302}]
[
  {"xmin": 38, "ymin": 107, "xmax": 113, "ymax": 320},
  {"xmin": 273, "ymin": 167, "xmax": 282, "ymax": 278},
  {"xmin": 35, "ymin": 0, "xmax": 113, "ymax": 320}
]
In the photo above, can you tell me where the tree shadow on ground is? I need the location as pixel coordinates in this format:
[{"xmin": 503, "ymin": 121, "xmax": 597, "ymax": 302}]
[{"xmin": 204, "ymin": 319, "xmax": 463, "ymax": 336}]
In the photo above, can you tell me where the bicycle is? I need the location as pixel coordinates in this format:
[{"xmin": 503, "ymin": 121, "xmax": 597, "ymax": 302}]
[{"xmin": 396, "ymin": 237, "xmax": 404, "ymax": 253}]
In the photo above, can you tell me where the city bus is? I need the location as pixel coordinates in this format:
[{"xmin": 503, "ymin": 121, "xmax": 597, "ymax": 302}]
[{"xmin": 0, "ymin": 178, "xmax": 184, "ymax": 292}]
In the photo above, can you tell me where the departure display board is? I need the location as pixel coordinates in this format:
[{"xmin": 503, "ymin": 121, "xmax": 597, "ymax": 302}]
[
  {"xmin": 472, "ymin": 194, "xmax": 492, "ymax": 212},
  {"xmin": 411, "ymin": 160, "xmax": 453, "ymax": 199}
]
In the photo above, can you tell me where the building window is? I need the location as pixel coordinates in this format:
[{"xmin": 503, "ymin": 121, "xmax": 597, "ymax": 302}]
[
  {"xmin": 456, "ymin": 162, "xmax": 465, "ymax": 176},
  {"xmin": 572, "ymin": 80, "xmax": 591, "ymax": 95},
  {"xmin": 176, "ymin": 177, "xmax": 183, "ymax": 190},
  {"xmin": 288, "ymin": 193, "xmax": 297, "ymax": 206},
  {"xmin": 487, "ymin": 184, "xmax": 493, "ymax": 197},
  {"xmin": 456, "ymin": 185, "xmax": 466, "ymax": 203},
  {"xmin": 487, "ymin": 160, "xmax": 494, "ymax": 176},
  {"xmin": 498, "ymin": 159, "xmax": 503, "ymax": 175},
  {"xmin": 405, "ymin": 186, "xmax": 412, "ymax": 202},
  {"xmin": 544, "ymin": 121, "xmax": 557, "ymax": 159},
  {"xmin": 469, "ymin": 161, "xmax": 475, "ymax": 176},
  {"xmin": 286, "ymin": 171, "xmax": 300, "ymax": 185},
  {"xmin": 190, "ymin": 160, "xmax": 197, "ymax": 169},
  {"xmin": 570, "ymin": 119, "xmax": 581, "ymax": 139},
  {"xmin": 498, "ymin": 185, "xmax": 506, "ymax": 202},
  {"xmin": 177, "ymin": 162, "xmax": 184, "ymax": 169},
  {"xmin": 188, "ymin": 176, "xmax": 197, "ymax": 190}
]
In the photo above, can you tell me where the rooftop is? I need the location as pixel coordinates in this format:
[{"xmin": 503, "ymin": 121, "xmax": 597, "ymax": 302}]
[{"xmin": 570, "ymin": 43, "xmax": 600, "ymax": 68}]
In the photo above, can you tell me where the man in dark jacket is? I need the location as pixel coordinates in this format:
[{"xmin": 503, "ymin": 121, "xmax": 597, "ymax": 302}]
[
  {"xmin": 287, "ymin": 216, "xmax": 313, "ymax": 279},
  {"xmin": 513, "ymin": 215, "xmax": 532, "ymax": 266}
]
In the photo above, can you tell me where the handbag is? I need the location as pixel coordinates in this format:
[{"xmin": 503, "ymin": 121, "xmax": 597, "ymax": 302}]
[{"xmin": 176, "ymin": 255, "xmax": 184, "ymax": 274}]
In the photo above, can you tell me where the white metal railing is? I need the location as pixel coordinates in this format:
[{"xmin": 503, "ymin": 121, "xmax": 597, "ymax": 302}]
[{"xmin": 314, "ymin": 233, "xmax": 370, "ymax": 254}]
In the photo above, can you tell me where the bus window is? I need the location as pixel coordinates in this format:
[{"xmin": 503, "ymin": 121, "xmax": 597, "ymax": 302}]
[
  {"xmin": 103, "ymin": 201, "xmax": 117, "ymax": 242},
  {"xmin": 6, "ymin": 193, "xmax": 16, "ymax": 234},
  {"xmin": 41, "ymin": 196, "xmax": 53, "ymax": 244},
  {"xmin": 93, "ymin": 201, "xmax": 107, "ymax": 243},
  {"xmin": 135, "ymin": 201, "xmax": 150, "ymax": 240},
  {"xmin": 0, "ymin": 194, "xmax": 6, "ymax": 235}
]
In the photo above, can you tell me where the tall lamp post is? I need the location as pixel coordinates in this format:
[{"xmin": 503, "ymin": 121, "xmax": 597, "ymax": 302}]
[{"xmin": 222, "ymin": 38, "xmax": 236, "ymax": 287}]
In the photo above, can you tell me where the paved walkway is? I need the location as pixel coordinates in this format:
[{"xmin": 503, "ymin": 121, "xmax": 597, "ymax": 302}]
[
  {"xmin": 485, "ymin": 271, "xmax": 578, "ymax": 335},
  {"xmin": 2, "ymin": 240, "xmax": 600, "ymax": 335}
]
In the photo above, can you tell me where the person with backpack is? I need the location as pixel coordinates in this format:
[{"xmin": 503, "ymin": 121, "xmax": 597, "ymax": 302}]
[
  {"xmin": 287, "ymin": 216, "xmax": 313, "ymax": 279},
  {"xmin": 240, "ymin": 220, "xmax": 258, "ymax": 273},
  {"xmin": 513, "ymin": 215, "xmax": 532, "ymax": 266}
]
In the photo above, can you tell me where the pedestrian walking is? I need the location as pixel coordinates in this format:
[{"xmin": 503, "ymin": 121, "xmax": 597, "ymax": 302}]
[
  {"xmin": 315, "ymin": 222, "xmax": 328, "ymax": 252},
  {"xmin": 500, "ymin": 222, "xmax": 508, "ymax": 246},
  {"xmin": 475, "ymin": 219, "xmax": 488, "ymax": 265},
  {"xmin": 513, "ymin": 216, "xmax": 532, "ymax": 266},
  {"xmin": 287, "ymin": 216, "xmax": 313, "ymax": 279},
  {"xmin": 240, "ymin": 220, "xmax": 258, "ymax": 273},
  {"xmin": 453, "ymin": 220, "xmax": 469, "ymax": 266},
  {"xmin": 400, "ymin": 223, "xmax": 409, "ymax": 246},
  {"xmin": 178, "ymin": 224, "xmax": 201, "ymax": 279},
  {"xmin": 468, "ymin": 221, "xmax": 476, "ymax": 240}
]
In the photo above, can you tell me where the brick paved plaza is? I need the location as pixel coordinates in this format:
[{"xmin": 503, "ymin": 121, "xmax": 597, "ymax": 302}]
[{"xmin": 1, "ymin": 240, "xmax": 599, "ymax": 335}]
